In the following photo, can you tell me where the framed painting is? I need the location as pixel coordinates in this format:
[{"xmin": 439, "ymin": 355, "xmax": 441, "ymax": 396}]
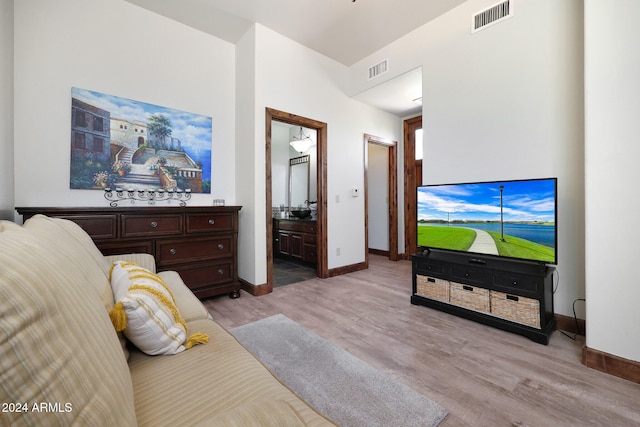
[{"xmin": 70, "ymin": 87, "xmax": 212, "ymax": 193}]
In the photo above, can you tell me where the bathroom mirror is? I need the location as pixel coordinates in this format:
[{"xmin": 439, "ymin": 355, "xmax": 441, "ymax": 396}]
[{"xmin": 289, "ymin": 155, "xmax": 310, "ymax": 209}]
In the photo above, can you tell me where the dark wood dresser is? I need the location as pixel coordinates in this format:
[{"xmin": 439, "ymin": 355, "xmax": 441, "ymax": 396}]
[{"xmin": 17, "ymin": 206, "xmax": 242, "ymax": 299}]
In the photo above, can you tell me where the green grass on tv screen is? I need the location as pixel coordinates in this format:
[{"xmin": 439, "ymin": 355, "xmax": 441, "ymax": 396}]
[
  {"xmin": 418, "ymin": 225, "xmax": 555, "ymax": 263},
  {"xmin": 418, "ymin": 226, "xmax": 475, "ymax": 252}
]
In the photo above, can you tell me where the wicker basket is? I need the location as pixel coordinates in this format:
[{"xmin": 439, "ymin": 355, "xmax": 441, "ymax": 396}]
[
  {"xmin": 416, "ymin": 275, "xmax": 449, "ymax": 302},
  {"xmin": 490, "ymin": 291, "xmax": 540, "ymax": 329},
  {"xmin": 449, "ymin": 282, "xmax": 490, "ymax": 313}
]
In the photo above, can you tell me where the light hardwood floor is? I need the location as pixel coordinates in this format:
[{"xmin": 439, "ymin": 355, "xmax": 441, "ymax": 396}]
[{"xmin": 203, "ymin": 255, "xmax": 640, "ymax": 426}]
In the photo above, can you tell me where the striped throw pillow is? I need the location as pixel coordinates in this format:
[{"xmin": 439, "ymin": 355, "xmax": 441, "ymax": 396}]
[{"xmin": 109, "ymin": 261, "xmax": 208, "ymax": 355}]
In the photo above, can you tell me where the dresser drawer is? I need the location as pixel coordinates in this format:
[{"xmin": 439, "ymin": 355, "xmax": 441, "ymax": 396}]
[
  {"xmin": 186, "ymin": 212, "xmax": 233, "ymax": 233},
  {"xmin": 450, "ymin": 282, "xmax": 490, "ymax": 313},
  {"xmin": 156, "ymin": 236, "xmax": 233, "ymax": 266},
  {"xmin": 303, "ymin": 244, "xmax": 317, "ymax": 264},
  {"xmin": 170, "ymin": 260, "xmax": 234, "ymax": 288},
  {"xmin": 491, "ymin": 291, "xmax": 540, "ymax": 329},
  {"xmin": 63, "ymin": 215, "xmax": 117, "ymax": 240},
  {"xmin": 97, "ymin": 240, "xmax": 153, "ymax": 256},
  {"xmin": 450, "ymin": 265, "xmax": 488, "ymax": 285},
  {"xmin": 303, "ymin": 222, "xmax": 317, "ymax": 234},
  {"xmin": 122, "ymin": 214, "xmax": 182, "ymax": 237},
  {"xmin": 277, "ymin": 221, "xmax": 304, "ymax": 232},
  {"xmin": 415, "ymin": 275, "xmax": 450, "ymax": 302},
  {"xmin": 492, "ymin": 272, "xmax": 539, "ymax": 295},
  {"xmin": 414, "ymin": 258, "xmax": 446, "ymax": 276}
]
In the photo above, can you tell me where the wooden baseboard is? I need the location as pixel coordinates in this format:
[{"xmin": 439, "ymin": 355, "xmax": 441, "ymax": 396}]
[
  {"xmin": 582, "ymin": 346, "xmax": 640, "ymax": 384},
  {"xmin": 239, "ymin": 278, "xmax": 271, "ymax": 296},
  {"xmin": 328, "ymin": 261, "xmax": 367, "ymax": 277},
  {"xmin": 368, "ymin": 248, "xmax": 390, "ymax": 257},
  {"xmin": 554, "ymin": 313, "xmax": 585, "ymax": 336}
]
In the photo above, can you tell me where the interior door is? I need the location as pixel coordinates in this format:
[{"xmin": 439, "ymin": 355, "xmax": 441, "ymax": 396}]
[{"xmin": 364, "ymin": 134, "xmax": 398, "ymax": 263}]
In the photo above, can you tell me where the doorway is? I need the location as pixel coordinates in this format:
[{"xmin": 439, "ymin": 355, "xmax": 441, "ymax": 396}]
[
  {"xmin": 265, "ymin": 108, "xmax": 328, "ymax": 294},
  {"xmin": 403, "ymin": 115, "xmax": 423, "ymax": 258},
  {"xmin": 364, "ymin": 134, "xmax": 398, "ymax": 266}
]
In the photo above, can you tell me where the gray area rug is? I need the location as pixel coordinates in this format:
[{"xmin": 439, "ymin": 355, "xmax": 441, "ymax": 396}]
[{"xmin": 231, "ymin": 314, "xmax": 448, "ymax": 427}]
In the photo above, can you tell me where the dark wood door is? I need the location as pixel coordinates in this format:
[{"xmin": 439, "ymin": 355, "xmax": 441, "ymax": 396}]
[
  {"xmin": 278, "ymin": 231, "xmax": 290, "ymax": 255},
  {"xmin": 404, "ymin": 115, "xmax": 423, "ymax": 258},
  {"xmin": 289, "ymin": 234, "xmax": 303, "ymax": 259}
]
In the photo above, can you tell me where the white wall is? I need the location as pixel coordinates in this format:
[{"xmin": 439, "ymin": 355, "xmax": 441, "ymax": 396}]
[
  {"xmin": 585, "ymin": 0, "xmax": 640, "ymax": 362},
  {"xmin": 235, "ymin": 26, "xmax": 258, "ymax": 284},
  {"xmin": 13, "ymin": 0, "xmax": 236, "ymax": 211},
  {"xmin": 351, "ymin": 0, "xmax": 585, "ymax": 320},
  {"xmin": 0, "ymin": 0, "xmax": 13, "ymax": 220},
  {"xmin": 234, "ymin": 24, "xmax": 401, "ymax": 286},
  {"xmin": 257, "ymin": 24, "xmax": 401, "ymax": 269}
]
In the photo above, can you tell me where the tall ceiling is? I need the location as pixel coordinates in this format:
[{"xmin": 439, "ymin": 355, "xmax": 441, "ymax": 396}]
[
  {"xmin": 125, "ymin": 0, "xmax": 466, "ymax": 66},
  {"xmin": 125, "ymin": 0, "xmax": 467, "ymax": 115}
]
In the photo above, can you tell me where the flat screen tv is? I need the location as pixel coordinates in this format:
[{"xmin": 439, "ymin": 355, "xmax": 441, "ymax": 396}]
[{"xmin": 417, "ymin": 178, "xmax": 557, "ymax": 264}]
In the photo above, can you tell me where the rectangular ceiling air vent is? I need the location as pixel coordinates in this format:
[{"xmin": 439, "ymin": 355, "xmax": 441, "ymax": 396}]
[
  {"xmin": 368, "ymin": 60, "xmax": 388, "ymax": 80},
  {"xmin": 472, "ymin": 0, "xmax": 513, "ymax": 33}
]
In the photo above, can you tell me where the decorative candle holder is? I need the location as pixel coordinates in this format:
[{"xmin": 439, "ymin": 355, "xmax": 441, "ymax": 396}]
[{"xmin": 104, "ymin": 188, "xmax": 191, "ymax": 207}]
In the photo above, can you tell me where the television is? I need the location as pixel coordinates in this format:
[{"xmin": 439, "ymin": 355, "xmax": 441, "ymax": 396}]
[{"xmin": 417, "ymin": 178, "xmax": 557, "ymax": 264}]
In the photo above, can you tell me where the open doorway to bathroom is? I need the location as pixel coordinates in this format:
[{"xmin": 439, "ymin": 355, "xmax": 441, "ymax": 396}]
[{"xmin": 265, "ymin": 108, "xmax": 328, "ymax": 292}]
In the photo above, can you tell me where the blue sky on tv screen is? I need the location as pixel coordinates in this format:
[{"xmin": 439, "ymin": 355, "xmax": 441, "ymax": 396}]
[{"xmin": 418, "ymin": 179, "xmax": 556, "ymax": 223}]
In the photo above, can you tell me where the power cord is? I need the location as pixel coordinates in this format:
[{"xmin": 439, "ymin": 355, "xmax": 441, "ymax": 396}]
[{"xmin": 559, "ymin": 298, "xmax": 585, "ymax": 340}]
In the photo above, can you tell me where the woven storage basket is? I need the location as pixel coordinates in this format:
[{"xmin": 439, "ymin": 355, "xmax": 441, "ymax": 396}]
[
  {"xmin": 416, "ymin": 275, "xmax": 450, "ymax": 302},
  {"xmin": 491, "ymin": 291, "xmax": 540, "ymax": 329},
  {"xmin": 449, "ymin": 282, "xmax": 490, "ymax": 313}
]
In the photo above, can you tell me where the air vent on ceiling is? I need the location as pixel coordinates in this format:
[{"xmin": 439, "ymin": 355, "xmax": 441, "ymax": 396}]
[
  {"xmin": 472, "ymin": 0, "xmax": 513, "ymax": 33},
  {"xmin": 368, "ymin": 60, "xmax": 388, "ymax": 80}
]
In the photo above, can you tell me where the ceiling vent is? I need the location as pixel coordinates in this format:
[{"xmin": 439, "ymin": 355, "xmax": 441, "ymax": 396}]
[
  {"xmin": 368, "ymin": 60, "xmax": 388, "ymax": 80},
  {"xmin": 472, "ymin": 0, "xmax": 513, "ymax": 33}
]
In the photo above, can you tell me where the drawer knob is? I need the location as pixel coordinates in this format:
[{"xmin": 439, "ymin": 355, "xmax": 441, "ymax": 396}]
[
  {"xmin": 150, "ymin": 221, "xmax": 158, "ymax": 228},
  {"xmin": 513, "ymin": 281, "xmax": 518, "ymax": 286},
  {"xmin": 217, "ymin": 243, "xmax": 224, "ymax": 250},
  {"xmin": 169, "ymin": 248, "xmax": 176, "ymax": 255},
  {"xmin": 217, "ymin": 269, "xmax": 225, "ymax": 275},
  {"xmin": 208, "ymin": 219, "xmax": 215, "ymax": 225}
]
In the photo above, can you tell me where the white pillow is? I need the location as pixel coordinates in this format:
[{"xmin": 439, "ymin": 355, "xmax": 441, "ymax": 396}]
[{"xmin": 109, "ymin": 261, "xmax": 208, "ymax": 355}]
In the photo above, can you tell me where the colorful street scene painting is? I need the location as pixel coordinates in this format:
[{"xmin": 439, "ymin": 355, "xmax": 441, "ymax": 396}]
[{"xmin": 70, "ymin": 87, "xmax": 212, "ymax": 193}]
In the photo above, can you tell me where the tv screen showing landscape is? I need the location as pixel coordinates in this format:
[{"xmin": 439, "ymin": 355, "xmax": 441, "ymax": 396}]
[{"xmin": 417, "ymin": 178, "xmax": 557, "ymax": 264}]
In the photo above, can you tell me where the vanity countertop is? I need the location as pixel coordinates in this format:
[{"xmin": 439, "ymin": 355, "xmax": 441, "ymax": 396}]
[{"xmin": 273, "ymin": 216, "xmax": 316, "ymax": 222}]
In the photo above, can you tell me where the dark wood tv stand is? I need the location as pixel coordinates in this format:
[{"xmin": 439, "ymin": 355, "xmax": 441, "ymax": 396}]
[{"xmin": 411, "ymin": 250, "xmax": 555, "ymax": 344}]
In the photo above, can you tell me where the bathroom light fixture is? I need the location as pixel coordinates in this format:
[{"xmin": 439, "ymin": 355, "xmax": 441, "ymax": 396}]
[{"xmin": 289, "ymin": 126, "xmax": 314, "ymax": 153}]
